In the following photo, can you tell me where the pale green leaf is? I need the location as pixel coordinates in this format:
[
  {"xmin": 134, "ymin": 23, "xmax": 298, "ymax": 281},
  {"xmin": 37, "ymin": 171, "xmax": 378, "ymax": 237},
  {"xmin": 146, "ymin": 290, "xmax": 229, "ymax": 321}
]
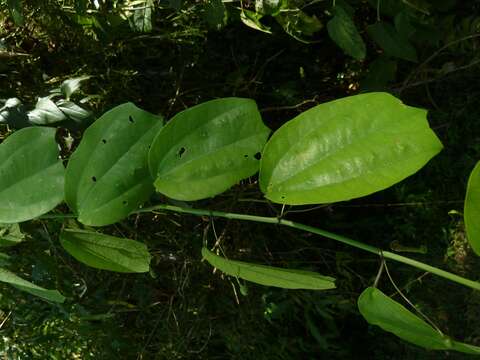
[
  {"xmin": 259, "ymin": 92, "xmax": 443, "ymax": 205},
  {"xmin": 465, "ymin": 161, "xmax": 480, "ymax": 255},
  {"xmin": 60, "ymin": 76, "xmax": 90, "ymax": 100},
  {"xmin": 28, "ymin": 97, "xmax": 67, "ymax": 125},
  {"xmin": 358, "ymin": 287, "xmax": 480, "ymax": 354},
  {"xmin": 65, "ymin": 102, "xmax": 163, "ymax": 226},
  {"xmin": 202, "ymin": 247, "xmax": 335, "ymax": 290},
  {"xmin": 0, "ymin": 223, "xmax": 25, "ymax": 247},
  {"xmin": 0, "ymin": 127, "xmax": 64, "ymax": 223},
  {"xmin": 60, "ymin": 229, "xmax": 151, "ymax": 273},
  {"xmin": 327, "ymin": 6, "xmax": 366, "ymax": 60},
  {"xmin": 149, "ymin": 98, "xmax": 270, "ymax": 201},
  {"xmin": 240, "ymin": 10, "xmax": 272, "ymax": 34},
  {"xmin": 56, "ymin": 100, "xmax": 92, "ymax": 124}
]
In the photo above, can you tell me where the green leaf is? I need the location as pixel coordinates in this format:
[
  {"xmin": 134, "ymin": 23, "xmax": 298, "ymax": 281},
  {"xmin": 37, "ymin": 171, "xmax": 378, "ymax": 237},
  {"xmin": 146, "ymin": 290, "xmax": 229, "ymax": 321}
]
[
  {"xmin": 0, "ymin": 127, "xmax": 64, "ymax": 223},
  {"xmin": 204, "ymin": 0, "xmax": 227, "ymax": 30},
  {"xmin": 0, "ymin": 267, "xmax": 65, "ymax": 303},
  {"xmin": 149, "ymin": 98, "xmax": 270, "ymax": 201},
  {"xmin": 28, "ymin": 97, "xmax": 67, "ymax": 125},
  {"xmin": 240, "ymin": 9, "xmax": 272, "ymax": 34},
  {"xmin": 130, "ymin": 0, "xmax": 154, "ymax": 32},
  {"xmin": 7, "ymin": 0, "xmax": 24, "ymax": 26},
  {"xmin": 366, "ymin": 0, "xmax": 405, "ymax": 17},
  {"xmin": 202, "ymin": 247, "xmax": 335, "ymax": 290},
  {"xmin": 276, "ymin": 9, "xmax": 323, "ymax": 43},
  {"xmin": 259, "ymin": 92, "xmax": 443, "ymax": 205},
  {"xmin": 60, "ymin": 76, "xmax": 90, "ymax": 100},
  {"xmin": 327, "ymin": 6, "xmax": 366, "ymax": 60},
  {"xmin": 60, "ymin": 229, "xmax": 151, "ymax": 273},
  {"xmin": 465, "ymin": 161, "xmax": 480, "ymax": 256},
  {"xmin": 65, "ymin": 103, "xmax": 163, "ymax": 226},
  {"xmin": 358, "ymin": 287, "xmax": 480, "ymax": 354},
  {"xmin": 367, "ymin": 22, "xmax": 418, "ymax": 62},
  {"xmin": 0, "ymin": 223, "xmax": 25, "ymax": 247},
  {"xmin": 360, "ymin": 56, "xmax": 397, "ymax": 91},
  {"xmin": 255, "ymin": 0, "xmax": 283, "ymax": 16},
  {"xmin": 56, "ymin": 100, "xmax": 92, "ymax": 124}
]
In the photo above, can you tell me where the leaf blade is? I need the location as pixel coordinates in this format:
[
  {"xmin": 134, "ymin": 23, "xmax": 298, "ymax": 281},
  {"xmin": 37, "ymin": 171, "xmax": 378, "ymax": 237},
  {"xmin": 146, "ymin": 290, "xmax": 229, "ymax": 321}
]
[
  {"xmin": 465, "ymin": 161, "xmax": 480, "ymax": 255},
  {"xmin": 327, "ymin": 6, "xmax": 366, "ymax": 60}
]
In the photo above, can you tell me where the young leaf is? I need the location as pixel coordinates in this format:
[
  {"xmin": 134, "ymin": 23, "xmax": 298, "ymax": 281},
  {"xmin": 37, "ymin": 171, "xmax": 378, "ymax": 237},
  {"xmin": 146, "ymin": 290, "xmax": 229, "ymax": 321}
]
[
  {"xmin": 0, "ymin": 127, "xmax": 64, "ymax": 223},
  {"xmin": 255, "ymin": 0, "xmax": 283, "ymax": 16},
  {"xmin": 367, "ymin": 22, "xmax": 418, "ymax": 62},
  {"xmin": 358, "ymin": 287, "xmax": 480, "ymax": 354},
  {"xmin": 259, "ymin": 92, "xmax": 443, "ymax": 205},
  {"xmin": 65, "ymin": 103, "xmax": 163, "ymax": 226},
  {"xmin": 327, "ymin": 6, "xmax": 366, "ymax": 60},
  {"xmin": 28, "ymin": 97, "xmax": 67, "ymax": 125},
  {"xmin": 60, "ymin": 229, "xmax": 151, "ymax": 273},
  {"xmin": 275, "ymin": 9, "xmax": 323, "ymax": 43},
  {"xmin": 240, "ymin": 10, "xmax": 272, "ymax": 34},
  {"xmin": 56, "ymin": 100, "xmax": 92, "ymax": 124},
  {"xmin": 0, "ymin": 268, "xmax": 65, "ymax": 303},
  {"xmin": 149, "ymin": 98, "xmax": 270, "ymax": 201},
  {"xmin": 60, "ymin": 76, "xmax": 90, "ymax": 100},
  {"xmin": 0, "ymin": 223, "xmax": 25, "ymax": 247},
  {"xmin": 202, "ymin": 247, "xmax": 335, "ymax": 290},
  {"xmin": 465, "ymin": 161, "xmax": 480, "ymax": 255}
]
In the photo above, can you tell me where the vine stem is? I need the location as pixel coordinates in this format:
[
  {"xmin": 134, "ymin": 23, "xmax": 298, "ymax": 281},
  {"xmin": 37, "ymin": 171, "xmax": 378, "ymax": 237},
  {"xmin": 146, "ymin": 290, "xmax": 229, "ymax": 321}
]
[{"xmin": 133, "ymin": 204, "xmax": 480, "ymax": 291}]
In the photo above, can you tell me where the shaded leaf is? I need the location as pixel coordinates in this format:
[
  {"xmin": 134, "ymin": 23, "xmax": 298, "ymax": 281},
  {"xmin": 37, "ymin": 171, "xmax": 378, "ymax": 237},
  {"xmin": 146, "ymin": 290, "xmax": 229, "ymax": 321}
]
[
  {"xmin": 202, "ymin": 247, "xmax": 335, "ymax": 290},
  {"xmin": 60, "ymin": 229, "xmax": 151, "ymax": 273},
  {"xmin": 28, "ymin": 97, "xmax": 67, "ymax": 125},
  {"xmin": 367, "ymin": 22, "xmax": 418, "ymax": 62},
  {"xmin": 0, "ymin": 127, "xmax": 64, "ymax": 223},
  {"xmin": 0, "ymin": 267, "xmax": 65, "ymax": 302},
  {"xmin": 360, "ymin": 56, "xmax": 397, "ymax": 91},
  {"xmin": 149, "ymin": 98, "xmax": 270, "ymax": 201},
  {"xmin": 276, "ymin": 9, "xmax": 323, "ymax": 43},
  {"xmin": 358, "ymin": 287, "xmax": 480, "ymax": 354},
  {"xmin": 204, "ymin": 0, "xmax": 227, "ymax": 29},
  {"xmin": 465, "ymin": 161, "xmax": 480, "ymax": 255},
  {"xmin": 65, "ymin": 103, "xmax": 163, "ymax": 226},
  {"xmin": 60, "ymin": 76, "xmax": 90, "ymax": 100},
  {"xmin": 0, "ymin": 223, "xmax": 25, "ymax": 247},
  {"xmin": 7, "ymin": 0, "xmax": 24, "ymax": 26},
  {"xmin": 259, "ymin": 92, "xmax": 443, "ymax": 205},
  {"xmin": 240, "ymin": 9, "xmax": 272, "ymax": 34}
]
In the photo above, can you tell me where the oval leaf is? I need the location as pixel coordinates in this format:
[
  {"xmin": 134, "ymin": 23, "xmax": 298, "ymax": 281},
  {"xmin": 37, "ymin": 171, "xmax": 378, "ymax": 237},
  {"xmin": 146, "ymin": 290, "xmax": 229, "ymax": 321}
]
[
  {"xmin": 465, "ymin": 161, "xmax": 480, "ymax": 255},
  {"xmin": 149, "ymin": 98, "xmax": 270, "ymax": 201},
  {"xmin": 65, "ymin": 103, "xmax": 163, "ymax": 226},
  {"xmin": 358, "ymin": 287, "xmax": 480, "ymax": 354},
  {"xmin": 367, "ymin": 22, "xmax": 418, "ymax": 62},
  {"xmin": 0, "ymin": 127, "xmax": 64, "ymax": 223},
  {"xmin": 60, "ymin": 229, "xmax": 151, "ymax": 273},
  {"xmin": 0, "ymin": 268, "xmax": 65, "ymax": 303},
  {"xmin": 259, "ymin": 92, "xmax": 443, "ymax": 205},
  {"xmin": 202, "ymin": 247, "xmax": 335, "ymax": 290},
  {"xmin": 327, "ymin": 6, "xmax": 366, "ymax": 60}
]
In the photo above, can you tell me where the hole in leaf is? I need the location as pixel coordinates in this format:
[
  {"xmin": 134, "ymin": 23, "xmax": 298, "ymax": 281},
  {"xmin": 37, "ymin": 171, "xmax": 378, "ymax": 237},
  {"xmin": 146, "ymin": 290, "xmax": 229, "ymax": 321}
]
[
  {"xmin": 92, "ymin": 176, "xmax": 97, "ymax": 182},
  {"xmin": 122, "ymin": 200, "xmax": 128, "ymax": 205},
  {"xmin": 244, "ymin": 154, "xmax": 248, "ymax": 158},
  {"xmin": 178, "ymin": 147, "xmax": 186, "ymax": 157},
  {"xmin": 129, "ymin": 115, "xmax": 135, "ymax": 123},
  {"xmin": 102, "ymin": 139, "xmax": 107, "ymax": 144},
  {"xmin": 254, "ymin": 152, "xmax": 262, "ymax": 160}
]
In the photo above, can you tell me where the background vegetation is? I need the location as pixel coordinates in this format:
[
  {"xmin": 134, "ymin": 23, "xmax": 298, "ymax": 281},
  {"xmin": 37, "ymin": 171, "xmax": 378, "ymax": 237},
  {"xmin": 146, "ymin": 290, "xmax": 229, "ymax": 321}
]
[{"xmin": 0, "ymin": 0, "xmax": 480, "ymax": 358}]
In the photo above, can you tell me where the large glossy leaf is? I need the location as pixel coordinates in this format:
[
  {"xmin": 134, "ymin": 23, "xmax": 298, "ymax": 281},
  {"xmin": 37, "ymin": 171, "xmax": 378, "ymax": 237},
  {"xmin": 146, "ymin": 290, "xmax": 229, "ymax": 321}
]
[
  {"xmin": 259, "ymin": 92, "xmax": 443, "ymax": 205},
  {"xmin": 202, "ymin": 247, "xmax": 335, "ymax": 290},
  {"xmin": 358, "ymin": 287, "xmax": 480, "ymax": 354},
  {"xmin": 0, "ymin": 127, "xmax": 64, "ymax": 223},
  {"xmin": 327, "ymin": 5, "xmax": 366, "ymax": 60},
  {"xmin": 465, "ymin": 161, "xmax": 480, "ymax": 255},
  {"xmin": 149, "ymin": 98, "xmax": 270, "ymax": 201},
  {"xmin": 65, "ymin": 102, "xmax": 163, "ymax": 226},
  {"xmin": 0, "ymin": 268, "xmax": 65, "ymax": 303},
  {"xmin": 367, "ymin": 22, "xmax": 418, "ymax": 62},
  {"xmin": 60, "ymin": 229, "xmax": 151, "ymax": 273},
  {"xmin": 0, "ymin": 223, "xmax": 24, "ymax": 247}
]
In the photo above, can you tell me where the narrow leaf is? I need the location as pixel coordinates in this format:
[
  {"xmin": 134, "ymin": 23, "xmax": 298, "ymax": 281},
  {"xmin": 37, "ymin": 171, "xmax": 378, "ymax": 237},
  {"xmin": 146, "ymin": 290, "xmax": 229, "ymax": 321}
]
[
  {"xmin": 260, "ymin": 92, "xmax": 443, "ymax": 205},
  {"xmin": 65, "ymin": 103, "xmax": 163, "ymax": 226},
  {"xmin": 149, "ymin": 98, "xmax": 270, "ymax": 201},
  {"xmin": 358, "ymin": 287, "xmax": 480, "ymax": 354},
  {"xmin": 60, "ymin": 229, "xmax": 151, "ymax": 273},
  {"xmin": 465, "ymin": 161, "xmax": 480, "ymax": 255},
  {"xmin": 327, "ymin": 6, "xmax": 366, "ymax": 60},
  {"xmin": 0, "ymin": 127, "xmax": 64, "ymax": 223},
  {"xmin": 202, "ymin": 247, "xmax": 335, "ymax": 290}
]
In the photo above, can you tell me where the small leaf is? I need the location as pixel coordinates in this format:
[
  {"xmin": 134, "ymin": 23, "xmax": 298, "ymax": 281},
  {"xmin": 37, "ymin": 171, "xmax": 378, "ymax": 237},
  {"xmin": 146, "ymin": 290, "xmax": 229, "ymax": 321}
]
[
  {"xmin": 327, "ymin": 5, "xmax": 366, "ymax": 60},
  {"xmin": 367, "ymin": 22, "xmax": 418, "ymax": 62},
  {"xmin": 6, "ymin": 0, "xmax": 24, "ymax": 26},
  {"xmin": 358, "ymin": 287, "xmax": 480, "ymax": 354},
  {"xmin": 0, "ymin": 267, "xmax": 65, "ymax": 302},
  {"xmin": 149, "ymin": 98, "xmax": 270, "ymax": 201},
  {"xmin": 65, "ymin": 103, "xmax": 163, "ymax": 226},
  {"xmin": 276, "ymin": 9, "xmax": 323, "ymax": 43},
  {"xmin": 240, "ymin": 9, "xmax": 272, "ymax": 34},
  {"xmin": 56, "ymin": 100, "xmax": 92, "ymax": 124},
  {"xmin": 0, "ymin": 223, "xmax": 25, "ymax": 247},
  {"xmin": 202, "ymin": 247, "xmax": 335, "ymax": 290},
  {"xmin": 204, "ymin": 0, "xmax": 227, "ymax": 30},
  {"xmin": 255, "ymin": 0, "xmax": 283, "ymax": 16},
  {"xmin": 465, "ymin": 161, "xmax": 480, "ymax": 255},
  {"xmin": 60, "ymin": 229, "xmax": 151, "ymax": 273},
  {"xmin": 129, "ymin": 0, "xmax": 154, "ymax": 33},
  {"xmin": 0, "ymin": 127, "xmax": 64, "ymax": 223},
  {"xmin": 259, "ymin": 92, "xmax": 443, "ymax": 205},
  {"xmin": 28, "ymin": 97, "xmax": 67, "ymax": 125},
  {"xmin": 60, "ymin": 76, "xmax": 90, "ymax": 100}
]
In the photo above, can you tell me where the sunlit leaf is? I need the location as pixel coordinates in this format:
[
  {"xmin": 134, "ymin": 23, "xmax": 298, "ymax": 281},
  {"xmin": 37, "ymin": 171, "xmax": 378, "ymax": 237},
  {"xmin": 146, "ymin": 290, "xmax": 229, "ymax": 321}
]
[
  {"xmin": 255, "ymin": 0, "xmax": 283, "ymax": 16},
  {"xmin": 358, "ymin": 287, "xmax": 480, "ymax": 354},
  {"xmin": 60, "ymin": 229, "xmax": 151, "ymax": 273},
  {"xmin": 465, "ymin": 161, "xmax": 480, "ymax": 255},
  {"xmin": 0, "ymin": 268, "xmax": 65, "ymax": 302},
  {"xmin": 260, "ymin": 92, "xmax": 443, "ymax": 205},
  {"xmin": 202, "ymin": 247, "xmax": 335, "ymax": 290},
  {"xmin": 0, "ymin": 223, "xmax": 25, "ymax": 247},
  {"xmin": 129, "ymin": 0, "xmax": 154, "ymax": 32},
  {"xmin": 240, "ymin": 9, "xmax": 272, "ymax": 34},
  {"xmin": 367, "ymin": 22, "xmax": 418, "ymax": 62},
  {"xmin": 6, "ymin": 0, "xmax": 24, "ymax": 26},
  {"xmin": 65, "ymin": 103, "xmax": 163, "ymax": 226},
  {"xmin": 0, "ymin": 127, "xmax": 64, "ymax": 223},
  {"xmin": 56, "ymin": 100, "xmax": 92, "ymax": 124},
  {"xmin": 149, "ymin": 98, "xmax": 270, "ymax": 201},
  {"xmin": 60, "ymin": 76, "xmax": 90, "ymax": 100},
  {"xmin": 28, "ymin": 97, "xmax": 67, "ymax": 125}
]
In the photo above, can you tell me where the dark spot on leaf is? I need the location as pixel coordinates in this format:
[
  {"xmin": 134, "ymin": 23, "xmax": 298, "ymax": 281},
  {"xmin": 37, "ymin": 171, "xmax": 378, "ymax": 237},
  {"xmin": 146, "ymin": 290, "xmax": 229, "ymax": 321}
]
[
  {"xmin": 129, "ymin": 115, "xmax": 135, "ymax": 123},
  {"xmin": 281, "ymin": 195, "xmax": 285, "ymax": 200},
  {"xmin": 254, "ymin": 152, "xmax": 262, "ymax": 160},
  {"xmin": 92, "ymin": 176, "xmax": 97, "ymax": 182},
  {"xmin": 244, "ymin": 154, "xmax": 248, "ymax": 158},
  {"xmin": 178, "ymin": 147, "xmax": 186, "ymax": 157},
  {"xmin": 102, "ymin": 139, "xmax": 107, "ymax": 144},
  {"xmin": 122, "ymin": 200, "xmax": 128, "ymax": 205}
]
